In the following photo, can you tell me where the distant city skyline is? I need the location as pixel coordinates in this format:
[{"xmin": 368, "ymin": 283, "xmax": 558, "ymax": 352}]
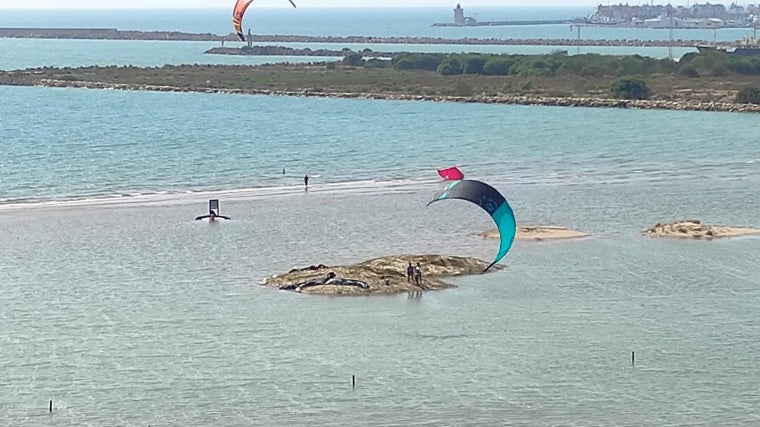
[{"xmin": 0, "ymin": 0, "xmax": 711, "ymax": 9}]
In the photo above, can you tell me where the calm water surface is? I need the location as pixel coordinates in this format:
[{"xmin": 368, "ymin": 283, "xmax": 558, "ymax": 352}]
[
  {"xmin": 2, "ymin": 7, "xmax": 755, "ymax": 69},
  {"xmin": 1, "ymin": 7, "xmax": 759, "ymax": 427}
]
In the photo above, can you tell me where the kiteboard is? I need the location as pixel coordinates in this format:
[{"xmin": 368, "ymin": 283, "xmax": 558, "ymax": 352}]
[{"xmin": 195, "ymin": 199, "xmax": 231, "ymax": 221}]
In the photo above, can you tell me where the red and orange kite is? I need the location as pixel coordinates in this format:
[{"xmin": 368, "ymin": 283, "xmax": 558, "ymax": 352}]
[{"xmin": 233, "ymin": 0, "xmax": 297, "ymax": 41}]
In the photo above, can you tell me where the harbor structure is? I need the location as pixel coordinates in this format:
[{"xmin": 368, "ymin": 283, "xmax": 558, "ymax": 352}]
[
  {"xmin": 433, "ymin": 3, "xmax": 571, "ymax": 27},
  {"xmin": 585, "ymin": 2, "xmax": 759, "ymax": 28}
]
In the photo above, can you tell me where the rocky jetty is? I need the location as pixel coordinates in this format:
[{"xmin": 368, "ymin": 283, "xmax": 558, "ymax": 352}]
[
  {"xmin": 480, "ymin": 225, "xmax": 590, "ymax": 241},
  {"xmin": 3, "ymin": 77, "xmax": 759, "ymax": 115},
  {"xmin": 0, "ymin": 27, "xmax": 228, "ymax": 41},
  {"xmin": 0, "ymin": 28, "xmax": 717, "ymax": 47},
  {"xmin": 260, "ymin": 254, "xmax": 500, "ymax": 296},
  {"xmin": 205, "ymin": 46, "xmax": 393, "ymax": 57},
  {"xmin": 644, "ymin": 220, "xmax": 760, "ymax": 239}
]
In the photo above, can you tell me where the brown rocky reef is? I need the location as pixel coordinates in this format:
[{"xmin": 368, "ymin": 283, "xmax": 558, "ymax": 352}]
[
  {"xmin": 260, "ymin": 254, "xmax": 500, "ymax": 295},
  {"xmin": 644, "ymin": 219, "xmax": 760, "ymax": 239}
]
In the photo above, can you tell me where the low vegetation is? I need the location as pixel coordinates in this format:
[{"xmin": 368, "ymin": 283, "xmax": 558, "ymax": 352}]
[{"xmin": 2, "ymin": 50, "xmax": 760, "ymax": 109}]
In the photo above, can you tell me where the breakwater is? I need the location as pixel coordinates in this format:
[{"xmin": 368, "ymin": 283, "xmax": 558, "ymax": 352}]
[
  {"xmin": 3, "ymin": 77, "xmax": 758, "ymax": 114},
  {"xmin": 205, "ymin": 46, "xmax": 393, "ymax": 57},
  {"xmin": 0, "ymin": 27, "xmax": 715, "ymax": 47},
  {"xmin": 433, "ymin": 19, "xmax": 571, "ymax": 27},
  {"xmin": 0, "ymin": 27, "xmax": 225, "ymax": 41}
]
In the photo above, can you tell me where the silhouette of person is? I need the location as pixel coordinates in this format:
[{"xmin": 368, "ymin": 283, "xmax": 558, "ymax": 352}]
[{"xmin": 304, "ymin": 175, "xmax": 309, "ymax": 188}]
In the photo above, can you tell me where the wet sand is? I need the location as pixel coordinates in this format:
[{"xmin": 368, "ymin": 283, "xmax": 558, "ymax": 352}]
[{"xmin": 480, "ymin": 226, "xmax": 590, "ymax": 241}]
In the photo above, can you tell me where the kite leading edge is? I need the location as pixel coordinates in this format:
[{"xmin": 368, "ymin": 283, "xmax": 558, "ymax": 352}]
[{"xmin": 427, "ymin": 179, "xmax": 516, "ymax": 272}]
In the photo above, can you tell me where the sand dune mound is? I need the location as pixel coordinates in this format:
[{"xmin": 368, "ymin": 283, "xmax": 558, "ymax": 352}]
[
  {"xmin": 260, "ymin": 254, "xmax": 499, "ymax": 296},
  {"xmin": 644, "ymin": 220, "xmax": 760, "ymax": 239}
]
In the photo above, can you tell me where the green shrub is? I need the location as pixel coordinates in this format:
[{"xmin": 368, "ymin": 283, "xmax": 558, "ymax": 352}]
[
  {"xmin": 679, "ymin": 64, "xmax": 699, "ymax": 78},
  {"xmin": 342, "ymin": 53, "xmax": 364, "ymax": 66},
  {"xmin": 509, "ymin": 58, "xmax": 555, "ymax": 77},
  {"xmin": 364, "ymin": 58, "xmax": 389, "ymax": 69},
  {"xmin": 482, "ymin": 57, "xmax": 514, "ymax": 75},
  {"xmin": 727, "ymin": 58, "xmax": 760, "ymax": 75},
  {"xmin": 710, "ymin": 62, "xmax": 728, "ymax": 76},
  {"xmin": 655, "ymin": 58, "xmax": 679, "ymax": 74},
  {"xmin": 437, "ymin": 58, "xmax": 462, "ymax": 75},
  {"xmin": 462, "ymin": 56, "xmax": 487, "ymax": 74},
  {"xmin": 391, "ymin": 53, "xmax": 445, "ymax": 71},
  {"xmin": 736, "ymin": 87, "xmax": 760, "ymax": 104},
  {"xmin": 679, "ymin": 51, "xmax": 699, "ymax": 64},
  {"xmin": 392, "ymin": 58, "xmax": 415, "ymax": 70},
  {"xmin": 610, "ymin": 76, "xmax": 650, "ymax": 100},
  {"xmin": 617, "ymin": 55, "xmax": 648, "ymax": 76}
]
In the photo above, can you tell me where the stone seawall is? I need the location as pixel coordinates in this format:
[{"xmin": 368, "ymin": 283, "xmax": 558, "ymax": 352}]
[
  {"xmin": 0, "ymin": 27, "xmax": 714, "ymax": 48},
  {"xmin": 11, "ymin": 78, "xmax": 760, "ymax": 114}
]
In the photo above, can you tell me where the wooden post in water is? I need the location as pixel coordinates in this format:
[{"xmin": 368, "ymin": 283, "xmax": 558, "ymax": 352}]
[
  {"xmin": 49, "ymin": 400, "xmax": 52, "ymax": 413},
  {"xmin": 352, "ymin": 375, "xmax": 356, "ymax": 388},
  {"xmin": 632, "ymin": 351, "xmax": 635, "ymax": 366}
]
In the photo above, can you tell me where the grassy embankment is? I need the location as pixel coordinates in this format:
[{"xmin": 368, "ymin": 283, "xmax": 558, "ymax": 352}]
[{"xmin": 2, "ymin": 51, "xmax": 760, "ymax": 111}]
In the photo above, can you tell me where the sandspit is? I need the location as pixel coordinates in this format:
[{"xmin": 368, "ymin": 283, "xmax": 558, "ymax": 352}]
[{"xmin": 480, "ymin": 225, "xmax": 590, "ymax": 241}]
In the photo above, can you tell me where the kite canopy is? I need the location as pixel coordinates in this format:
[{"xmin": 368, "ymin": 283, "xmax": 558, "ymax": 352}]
[
  {"xmin": 233, "ymin": 0, "xmax": 297, "ymax": 41},
  {"xmin": 427, "ymin": 179, "xmax": 516, "ymax": 272},
  {"xmin": 437, "ymin": 166, "xmax": 465, "ymax": 181}
]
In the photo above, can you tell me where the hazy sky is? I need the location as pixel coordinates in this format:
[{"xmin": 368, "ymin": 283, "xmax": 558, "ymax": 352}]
[{"xmin": 0, "ymin": 1, "xmax": 702, "ymax": 9}]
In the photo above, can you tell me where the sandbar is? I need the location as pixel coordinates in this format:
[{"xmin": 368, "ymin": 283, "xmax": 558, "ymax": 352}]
[
  {"xmin": 480, "ymin": 225, "xmax": 590, "ymax": 241},
  {"xmin": 644, "ymin": 220, "xmax": 760, "ymax": 239}
]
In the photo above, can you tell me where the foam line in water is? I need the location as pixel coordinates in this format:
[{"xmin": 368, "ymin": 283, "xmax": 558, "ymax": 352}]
[{"xmin": 0, "ymin": 178, "xmax": 441, "ymax": 211}]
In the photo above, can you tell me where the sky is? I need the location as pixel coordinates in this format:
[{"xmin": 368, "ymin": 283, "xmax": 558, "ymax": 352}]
[{"xmin": 0, "ymin": 0, "xmax": 708, "ymax": 9}]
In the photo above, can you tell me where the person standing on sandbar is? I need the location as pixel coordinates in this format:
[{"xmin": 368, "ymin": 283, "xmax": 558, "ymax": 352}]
[{"xmin": 304, "ymin": 175, "xmax": 309, "ymax": 189}]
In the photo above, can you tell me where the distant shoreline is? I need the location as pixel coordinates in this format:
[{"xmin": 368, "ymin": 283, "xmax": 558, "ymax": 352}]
[
  {"xmin": 4, "ymin": 75, "xmax": 758, "ymax": 114},
  {"xmin": 0, "ymin": 27, "xmax": 717, "ymax": 48}
]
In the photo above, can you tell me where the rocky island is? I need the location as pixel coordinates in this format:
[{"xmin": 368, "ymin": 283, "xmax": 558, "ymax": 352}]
[
  {"xmin": 260, "ymin": 254, "xmax": 500, "ymax": 296},
  {"xmin": 644, "ymin": 220, "xmax": 760, "ymax": 239}
]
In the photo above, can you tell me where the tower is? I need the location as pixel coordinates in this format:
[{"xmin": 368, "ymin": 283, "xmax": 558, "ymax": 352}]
[{"xmin": 454, "ymin": 3, "xmax": 465, "ymax": 25}]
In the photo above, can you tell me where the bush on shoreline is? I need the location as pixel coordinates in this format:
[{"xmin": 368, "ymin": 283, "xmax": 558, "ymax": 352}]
[
  {"xmin": 610, "ymin": 76, "xmax": 650, "ymax": 100},
  {"xmin": 384, "ymin": 50, "xmax": 759, "ymax": 79},
  {"xmin": 736, "ymin": 87, "xmax": 760, "ymax": 104}
]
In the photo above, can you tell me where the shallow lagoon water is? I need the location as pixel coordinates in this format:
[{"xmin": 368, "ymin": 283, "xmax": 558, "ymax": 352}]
[{"xmin": 1, "ymin": 7, "xmax": 760, "ymax": 426}]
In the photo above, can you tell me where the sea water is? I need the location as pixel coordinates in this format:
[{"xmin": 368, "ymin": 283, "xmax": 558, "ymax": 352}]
[
  {"xmin": 2, "ymin": 7, "xmax": 758, "ymax": 70},
  {"xmin": 1, "ymin": 8, "xmax": 760, "ymax": 427}
]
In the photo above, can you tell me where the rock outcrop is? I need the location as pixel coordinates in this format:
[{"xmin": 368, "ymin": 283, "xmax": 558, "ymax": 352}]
[
  {"xmin": 644, "ymin": 219, "xmax": 760, "ymax": 239},
  {"xmin": 260, "ymin": 254, "xmax": 500, "ymax": 295}
]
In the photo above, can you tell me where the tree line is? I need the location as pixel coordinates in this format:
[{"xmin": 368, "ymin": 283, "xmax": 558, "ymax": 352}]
[{"xmin": 342, "ymin": 50, "xmax": 760, "ymax": 103}]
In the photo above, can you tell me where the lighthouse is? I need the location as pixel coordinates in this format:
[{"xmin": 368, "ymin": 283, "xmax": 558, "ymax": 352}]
[{"xmin": 454, "ymin": 3, "xmax": 465, "ymax": 25}]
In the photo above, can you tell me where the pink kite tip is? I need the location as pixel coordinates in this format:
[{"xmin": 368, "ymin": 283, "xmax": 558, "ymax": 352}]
[{"xmin": 437, "ymin": 166, "xmax": 464, "ymax": 181}]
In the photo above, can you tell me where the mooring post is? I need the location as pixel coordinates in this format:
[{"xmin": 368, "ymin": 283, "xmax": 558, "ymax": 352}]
[
  {"xmin": 632, "ymin": 351, "xmax": 635, "ymax": 366},
  {"xmin": 49, "ymin": 400, "xmax": 52, "ymax": 413},
  {"xmin": 352, "ymin": 375, "xmax": 356, "ymax": 388}
]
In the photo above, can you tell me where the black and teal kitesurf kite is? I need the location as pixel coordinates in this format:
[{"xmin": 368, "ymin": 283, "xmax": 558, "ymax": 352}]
[{"xmin": 427, "ymin": 179, "xmax": 516, "ymax": 272}]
